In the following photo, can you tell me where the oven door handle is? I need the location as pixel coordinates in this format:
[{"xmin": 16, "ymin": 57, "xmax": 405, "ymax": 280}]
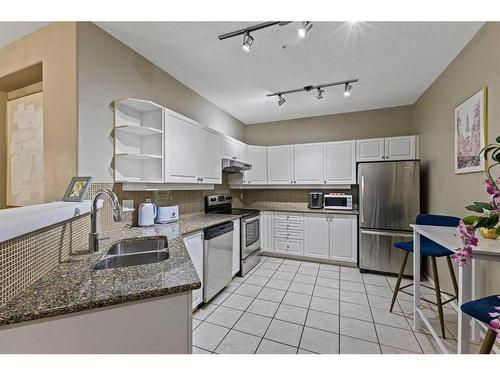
[{"xmin": 242, "ymin": 216, "xmax": 260, "ymax": 224}]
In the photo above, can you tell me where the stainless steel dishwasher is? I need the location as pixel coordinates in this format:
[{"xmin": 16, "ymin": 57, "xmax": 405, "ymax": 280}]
[{"xmin": 203, "ymin": 221, "xmax": 234, "ymax": 302}]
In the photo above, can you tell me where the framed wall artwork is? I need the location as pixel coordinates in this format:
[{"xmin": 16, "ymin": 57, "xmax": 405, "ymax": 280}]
[
  {"xmin": 454, "ymin": 87, "xmax": 487, "ymax": 174},
  {"xmin": 63, "ymin": 177, "xmax": 93, "ymax": 202}
]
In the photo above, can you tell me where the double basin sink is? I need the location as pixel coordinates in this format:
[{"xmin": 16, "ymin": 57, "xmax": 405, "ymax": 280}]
[{"xmin": 94, "ymin": 238, "xmax": 169, "ymax": 270}]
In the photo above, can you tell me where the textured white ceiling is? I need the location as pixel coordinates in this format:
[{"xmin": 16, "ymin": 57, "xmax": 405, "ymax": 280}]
[
  {"xmin": 97, "ymin": 22, "xmax": 483, "ymax": 124},
  {"xmin": 0, "ymin": 22, "xmax": 49, "ymax": 48}
]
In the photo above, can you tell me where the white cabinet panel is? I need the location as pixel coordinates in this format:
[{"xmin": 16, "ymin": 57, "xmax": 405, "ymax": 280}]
[
  {"xmin": 329, "ymin": 215, "xmax": 357, "ymax": 263},
  {"xmin": 232, "ymin": 219, "xmax": 240, "ymax": 276},
  {"xmin": 324, "ymin": 141, "xmax": 356, "ymax": 184},
  {"xmin": 198, "ymin": 126, "xmax": 222, "ymax": 184},
  {"xmin": 385, "ymin": 136, "xmax": 418, "ymax": 160},
  {"xmin": 223, "ymin": 135, "xmax": 247, "ymax": 162},
  {"xmin": 293, "ymin": 143, "xmax": 324, "ymax": 184},
  {"xmin": 244, "ymin": 145, "xmax": 267, "ymax": 184},
  {"xmin": 183, "ymin": 231, "xmax": 204, "ymax": 310},
  {"xmin": 356, "ymin": 138, "xmax": 385, "ymax": 162},
  {"xmin": 304, "ymin": 214, "xmax": 329, "ymax": 259},
  {"xmin": 164, "ymin": 111, "xmax": 198, "ymax": 183},
  {"xmin": 268, "ymin": 145, "xmax": 294, "ymax": 185},
  {"xmin": 275, "ymin": 239, "xmax": 303, "ymax": 255},
  {"xmin": 261, "ymin": 211, "xmax": 274, "ymax": 251}
]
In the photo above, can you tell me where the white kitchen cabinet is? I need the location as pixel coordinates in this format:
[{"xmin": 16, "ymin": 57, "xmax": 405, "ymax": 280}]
[
  {"xmin": 232, "ymin": 219, "xmax": 240, "ymax": 277},
  {"xmin": 223, "ymin": 135, "xmax": 247, "ymax": 162},
  {"xmin": 261, "ymin": 211, "xmax": 275, "ymax": 251},
  {"xmin": 164, "ymin": 111, "xmax": 199, "ymax": 183},
  {"xmin": 304, "ymin": 214, "xmax": 330, "ymax": 259},
  {"xmin": 329, "ymin": 215, "xmax": 358, "ymax": 263},
  {"xmin": 385, "ymin": 136, "xmax": 418, "ymax": 160},
  {"xmin": 164, "ymin": 110, "xmax": 223, "ymax": 184},
  {"xmin": 183, "ymin": 231, "xmax": 204, "ymax": 310},
  {"xmin": 356, "ymin": 138, "xmax": 385, "ymax": 162},
  {"xmin": 198, "ymin": 126, "xmax": 223, "ymax": 184},
  {"xmin": 293, "ymin": 143, "xmax": 324, "ymax": 184},
  {"xmin": 243, "ymin": 145, "xmax": 267, "ymax": 184},
  {"xmin": 267, "ymin": 145, "xmax": 294, "ymax": 185},
  {"xmin": 324, "ymin": 140, "xmax": 356, "ymax": 184},
  {"xmin": 274, "ymin": 213, "xmax": 304, "ymax": 256},
  {"xmin": 356, "ymin": 136, "xmax": 418, "ymax": 162}
]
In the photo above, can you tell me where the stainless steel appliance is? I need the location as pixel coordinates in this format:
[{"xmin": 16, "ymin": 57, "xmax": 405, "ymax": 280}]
[
  {"xmin": 205, "ymin": 194, "xmax": 261, "ymax": 276},
  {"xmin": 308, "ymin": 191, "xmax": 324, "ymax": 209},
  {"xmin": 324, "ymin": 193, "xmax": 353, "ymax": 210},
  {"xmin": 203, "ymin": 221, "xmax": 234, "ymax": 302},
  {"xmin": 222, "ymin": 158, "xmax": 252, "ymax": 173},
  {"xmin": 358, "ymin": 160, "xmax": 420, "ymax": 275}
]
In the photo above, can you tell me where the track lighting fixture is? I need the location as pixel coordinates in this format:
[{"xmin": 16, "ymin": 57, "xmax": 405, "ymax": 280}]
[
  {"xmin": 298, "ymin": 21, "xmax": 313, "ymax": 38},
  {"xmin": 219, "ymin": 21, "xmax": 313, "ymax": 51},
  {"xmin": 268, "ymin": 79, "xmax": 358, "ymax": 105},
  {"xmin": 278, "ymin": 95, "xmax": 286, "ymax": 106},
  {"xmin": 316, "ymin": 88, "xmax": 324, "ymax": 100},
  {"xmin": 344, "ymin": 83, "xmax": 353, "ymax": 97},
  {"xmin": 242, "ymin": 32, "xmax": 253, "ymax": 52}
]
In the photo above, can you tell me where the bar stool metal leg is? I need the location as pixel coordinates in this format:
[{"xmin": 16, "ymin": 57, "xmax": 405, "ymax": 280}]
[
  {"xmin": 390, "ymin": 251, "xmax": 409, "ymax": 312},
  {"xmin": 480, "ymin": 330, "xmax": 497, "ymax": 354},
  {"xmin": 431, "ymin": 257, "xmax": 446, "ymax": 338},
  {"xmin": 446, "ymin": 256, "xmax": 459, "ymax": 298}
]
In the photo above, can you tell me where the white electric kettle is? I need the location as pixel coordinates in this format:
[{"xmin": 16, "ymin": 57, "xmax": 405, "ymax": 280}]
[{"xmin": 138, "ymin": 201, "xmax": 157, "ymax": 227}]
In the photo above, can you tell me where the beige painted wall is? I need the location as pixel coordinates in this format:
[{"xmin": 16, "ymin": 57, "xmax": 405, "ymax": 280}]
[
  {"xmin": 76, "ymin": 22, "xmax": 245, "ymax": 182},
  {"xmin": 245, "ymin": 105, "xmax": 415, "ymax": 146},
  {"xmin": 0, "ymin": 91, "xmax": 6, "ymax": 208},
  {"xmin": 0, "ymin": 22, "xmax": 77, "ymax": 203},
  {"xmin": 413, "ymin": 22, "xmax": 500, "ymax": 296}
]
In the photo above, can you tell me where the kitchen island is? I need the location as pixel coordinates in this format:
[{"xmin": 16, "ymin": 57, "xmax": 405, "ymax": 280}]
[{"xmin": 0, "ymin": 213, "xmax": 239, "ymax": 353}]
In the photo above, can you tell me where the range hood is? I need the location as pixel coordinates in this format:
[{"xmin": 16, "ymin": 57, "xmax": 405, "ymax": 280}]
[{"xmin": 222, "ymin": 158, "xmax": 252, "ymax": 173}]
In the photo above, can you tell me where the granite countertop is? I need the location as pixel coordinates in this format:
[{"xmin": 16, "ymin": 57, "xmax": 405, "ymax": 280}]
[
  {"xmin": 0, "ymin": 213, "xmax": 240, "ymax": 327},
  {"xmin": 237, "ymin": 202, "xmax": 358, "ymax": 215}
]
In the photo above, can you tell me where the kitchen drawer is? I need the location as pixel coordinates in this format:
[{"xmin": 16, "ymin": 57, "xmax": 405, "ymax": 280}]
[
  {"xmin": 275, "ymin": 239, "xmax": 303, "ymax": 255},
  {"xmin": 274, "ymin": 220, "xmax": 304, "ymax": 231},
  {"xmin": 274, "ymin": 213, "xmax": 304, "ymax": 222},
  {"xmin": 275, "ymin": 229, "xmax": 304, "ymax": 240}
]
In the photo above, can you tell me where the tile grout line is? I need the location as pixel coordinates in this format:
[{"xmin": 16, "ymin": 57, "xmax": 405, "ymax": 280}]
[
  {"xmin": 253, "ymin": 259, "xmax": 306, "ymax": 353},
  {"xmin": 211, "ymin": 257, "xmax": 279, "ymax": 354},
  {"xmin": 295, "ymin": 265, "xmax": 320, "ymax": 354},
  {"xmin": 360, "ymin": 272, "xmax": 382, "ymax": 353}
]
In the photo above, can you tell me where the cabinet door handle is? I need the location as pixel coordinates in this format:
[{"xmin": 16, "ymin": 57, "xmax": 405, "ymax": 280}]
[
  {"xmin": 324, "ymin": 180, "xmax": 326, "ymax": 184},
  {"xmin": 233, "ymin": 156, "xmax": 237, "ymax": 160}
]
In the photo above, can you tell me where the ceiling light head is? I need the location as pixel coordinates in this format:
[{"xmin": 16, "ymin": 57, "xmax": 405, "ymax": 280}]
[
  {"xmin": 242, "ymin": 31, "xmax": 254, "ymax": 52},
  {"xmin": 298, "ymin": 21, "xmax": 313, "ymax": 38},
  {"xmin": 316, "ymin": 88, "xmax": 324, "ymax": 100},
  {"xmin": 278, "ymin": 95, "xmax": 286, "ymax": 106},
  {"xmin": 344, "ymin": 83, "xmax": 352, "ymax": 97}
]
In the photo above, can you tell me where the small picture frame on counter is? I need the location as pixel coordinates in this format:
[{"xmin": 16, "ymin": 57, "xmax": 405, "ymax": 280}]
[{"xmin": 62, "ymin": 176, "xmax": 93, "ymax": 202}]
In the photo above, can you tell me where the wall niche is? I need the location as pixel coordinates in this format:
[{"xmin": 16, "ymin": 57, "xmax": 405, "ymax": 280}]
[{"xmin": 0, "ymin": 62, "xmax": 43, "ymax": 209}]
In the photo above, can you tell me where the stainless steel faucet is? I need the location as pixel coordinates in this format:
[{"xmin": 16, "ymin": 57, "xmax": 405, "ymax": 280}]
[{"xmin": 89, "ymin": 189, "xmax": 123, "ymax": 252}]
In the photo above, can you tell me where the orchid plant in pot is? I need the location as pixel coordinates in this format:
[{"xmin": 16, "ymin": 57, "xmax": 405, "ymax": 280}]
[{"xmin": 453, "ymin": 136, "xmax": 500, "ymax": 343}]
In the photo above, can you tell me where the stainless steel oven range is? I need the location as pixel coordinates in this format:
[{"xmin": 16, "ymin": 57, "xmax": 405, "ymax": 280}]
[{"xmin": 205, "ymin": 194, "xmax": 261, "ymax": 276}]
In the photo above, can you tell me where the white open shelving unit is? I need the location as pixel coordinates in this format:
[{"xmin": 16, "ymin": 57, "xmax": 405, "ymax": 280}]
[{"xmin": 113, "ymin": 98, "xmax": 164, "ymax": 183}]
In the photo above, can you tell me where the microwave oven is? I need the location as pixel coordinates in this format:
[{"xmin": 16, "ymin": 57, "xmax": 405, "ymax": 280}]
[{"xmin": 324, "ymin": 194, "xmax": 353, "ymax": 210}]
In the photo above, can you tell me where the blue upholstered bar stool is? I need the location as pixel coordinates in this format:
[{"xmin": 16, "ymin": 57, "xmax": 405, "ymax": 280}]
[
  {"xmin": 390, "ymin": 214, "xmax": 460, "ymax": 338},
  {"xmin": 461, "ymin": 295, "xmax": 499, "ymax": 353}
]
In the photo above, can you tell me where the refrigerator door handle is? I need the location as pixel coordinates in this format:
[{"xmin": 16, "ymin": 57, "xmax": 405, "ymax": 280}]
[
  {"xmin": 360, "ymin": 174, "xmax": 365, "ymax": 224},
  {"xmin": 360, "ymin": 229, "xmax": 414, "ymax": 238}
]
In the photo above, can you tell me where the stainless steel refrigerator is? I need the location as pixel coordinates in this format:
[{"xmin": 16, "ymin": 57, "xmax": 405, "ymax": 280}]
[{"xmin": 358, "ymin": 160, "xmax": 420, "ymax": 275}]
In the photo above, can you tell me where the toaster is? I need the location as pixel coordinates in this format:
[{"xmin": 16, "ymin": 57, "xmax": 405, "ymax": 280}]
[
  {"xmin": 155, "ymin": 205, "xmax": 179, "ymax": 224},
  {"xmin": 308, "ymin": 191, "xmax": 324, "ymax": 209}
]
